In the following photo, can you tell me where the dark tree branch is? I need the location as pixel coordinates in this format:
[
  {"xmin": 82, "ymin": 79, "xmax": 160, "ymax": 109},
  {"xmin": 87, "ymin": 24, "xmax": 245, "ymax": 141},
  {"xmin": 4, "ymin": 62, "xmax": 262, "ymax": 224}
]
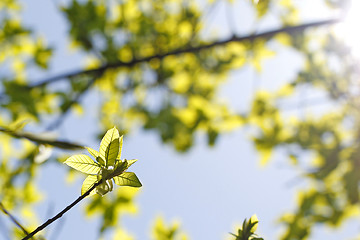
[
  {"xmin": 0, "ymin": 202, "xmax": 31, "ymax": 238},
  {"xmin": 49, "ymin": 216, "xmax": 66, "ymax": 240},
  {"xmin": 0, "ymin": 127, "xmax": 84, "ymax": 150},
  {"xmin": 22, "ymin": 179, "xmax": 103, "ymax": 240},
  {"xmin": 30, "ymin": 18, "xmax": 339, "ymax": 88}
]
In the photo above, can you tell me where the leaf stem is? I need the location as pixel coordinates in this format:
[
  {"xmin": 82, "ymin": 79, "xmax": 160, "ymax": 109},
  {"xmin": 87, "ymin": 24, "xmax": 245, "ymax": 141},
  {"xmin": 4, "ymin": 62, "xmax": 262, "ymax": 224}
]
[{"xmin": 22, "ymin": 179, "xmax": 103, "ymax": 240}]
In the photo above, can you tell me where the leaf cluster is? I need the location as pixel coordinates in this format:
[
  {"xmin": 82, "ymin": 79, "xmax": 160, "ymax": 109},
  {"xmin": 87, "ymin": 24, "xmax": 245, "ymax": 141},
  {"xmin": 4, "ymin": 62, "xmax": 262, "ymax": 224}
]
[
  {"xmin": 230, "ymin": 215, "xmax": 263, "ymax": 240},
  {"xmin": 65, "ymin": 127, "xmax": 141, "ymax": 196}
]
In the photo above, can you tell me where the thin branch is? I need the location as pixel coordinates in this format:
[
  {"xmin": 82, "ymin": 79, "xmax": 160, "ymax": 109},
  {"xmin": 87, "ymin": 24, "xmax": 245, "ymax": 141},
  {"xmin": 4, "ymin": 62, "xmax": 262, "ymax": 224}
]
[
  {"xmin": 22, "ymin": 179, "xmax": 103, "ymax": 240},
  {"xmin": 0, "ymin": 202, "xmax": 30, "ymax": 238},
  {"xmin": 49, "ymin": 216, "xmax": 65, "ymax": 240},
  {"xmin": 30, "ymin": 18, "xmax": 339, "ymax": 88},
  {"xmin": 0, "ymin": 127, "xmax": 84, "ymax": 150}
]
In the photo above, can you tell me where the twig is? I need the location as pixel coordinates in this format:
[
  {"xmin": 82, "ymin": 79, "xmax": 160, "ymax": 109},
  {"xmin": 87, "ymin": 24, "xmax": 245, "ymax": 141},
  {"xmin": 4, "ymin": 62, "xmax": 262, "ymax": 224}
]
[
  {"xmin": 0, "ymin": 127, "xmax": 84, "ymax": 150},
  {"xmin": 49, "ymin": 216, "xmax": 65, "ymax": 240},
  {"xmin": 0, "ymin": 202, "xmax": 30, "ymax": 238},
  {"xmin": 29, "ymin": 18, "xmax": 339, "ymax": 88},
  {"xmin": 22, "ymin": 179, "xmax": 103, "ymax": 240}
]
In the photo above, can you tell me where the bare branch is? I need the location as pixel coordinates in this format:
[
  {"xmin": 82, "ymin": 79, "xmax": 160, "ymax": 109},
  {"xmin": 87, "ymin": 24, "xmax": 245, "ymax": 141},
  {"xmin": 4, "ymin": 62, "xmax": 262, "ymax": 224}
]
[
  {"xmin": 0, "ymin": 127, "xmax": 84, "ymax": 150},
  {"xmin": 22, "ymin": 179, "xmax": 103, "ymax": 240},
  {"xmin": 0, "ymin": 202, "xmax": 30, "ymax": 238},
  {"xmin": 30, "ymin": 18, "xmax": 339, "ymax": 88}
]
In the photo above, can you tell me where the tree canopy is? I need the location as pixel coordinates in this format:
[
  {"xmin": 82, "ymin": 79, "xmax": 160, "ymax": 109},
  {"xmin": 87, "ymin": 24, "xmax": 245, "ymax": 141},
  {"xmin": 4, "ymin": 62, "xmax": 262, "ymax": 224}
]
[{"xmin": 0, "ymin": 0, "xmax": 357, "ymax": 239}]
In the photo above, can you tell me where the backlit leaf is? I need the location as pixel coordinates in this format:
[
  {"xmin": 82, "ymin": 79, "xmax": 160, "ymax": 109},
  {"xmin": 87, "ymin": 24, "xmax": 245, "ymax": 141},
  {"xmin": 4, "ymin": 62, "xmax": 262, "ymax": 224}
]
[
  {"xmin": 81, "ymin": 175, "xmax": 98, "ymax": 195},
  {"xmin": 116, "ymin": 135, "xmax": 123, "ymax": 160},
  {"xmin": 64, "ymin": 154, "xmax": 101, "ymax": 174},
  {"xmin": 114, "ymin": 172, "xmax": 142, "ymax": 187},
  {"xmin": 86, "ymin": 147, "xmax": 105, "ymax": 166},
  {"xmin": 96, "ymin": 156, "xmax": 105, "ymax": 166},
  {"xmin": 86, "ymin": 147, "xmax": 99, "ymax": 158},
  {"xmin": 96, "ymin": 180, "xmax": 111, "ymax": 196},
  {"xmin": 125, "ymin": 159, "xmax": 137, "ymax": 169},
  {"xmin": 111, "ymin": 160, "xmax": 128, "ymax": 177},
  {"xmin": 100, "ymin": 127, "xmax": 120, "ymax": 167}
]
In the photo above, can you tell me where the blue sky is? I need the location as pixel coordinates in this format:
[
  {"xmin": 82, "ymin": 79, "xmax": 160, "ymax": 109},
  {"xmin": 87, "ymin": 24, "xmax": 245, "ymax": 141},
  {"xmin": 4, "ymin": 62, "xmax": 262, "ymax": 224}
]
[{"xmin": 6, "ymin": 0, "xmax": 359, "ymax": 240}]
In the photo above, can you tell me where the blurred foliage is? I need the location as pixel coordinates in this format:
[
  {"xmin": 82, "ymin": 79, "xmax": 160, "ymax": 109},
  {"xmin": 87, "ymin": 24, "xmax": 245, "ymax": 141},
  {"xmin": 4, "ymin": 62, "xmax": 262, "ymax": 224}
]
[
  {"xmin": 230, "ymin": 215, "xmax": 263, "ymax": 240},
  {"xmin": 0, "ymin": 0, "xmax": 359, "ymax": 239},
  {"xmin": 152, "ymin": 217, "xmax": 188, "ymax": 240}
]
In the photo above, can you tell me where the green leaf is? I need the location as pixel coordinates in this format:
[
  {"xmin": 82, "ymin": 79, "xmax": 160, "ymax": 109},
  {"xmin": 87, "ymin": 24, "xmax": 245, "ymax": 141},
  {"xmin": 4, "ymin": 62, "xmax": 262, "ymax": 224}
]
[
  {"xmin": 117, "ymin": 135, "xmax": 123, "ymax": 160},
  {"xmin": 86, "ymin": 147, "xmax": 99, "ymax": 158},
  {"xmin": 125, "ymin": 159, "xmax": 137, "ymax": 169},
  {"xmin": 111, "ymin": 160, "xmax": 128, "ymax": 177},
  {"xmin": 100, "ymin": 127, "xmax": 120, "ymax": 167},
  {"xmin": 64, "ymin": 154, "xmax": 101, "ymax": 174},
  {"xmin": 81, "ymin": 175, "xmax": 98, "ymax": 195},
  {"xmin": 108, "ymin": 179, "xmax": 113, "ymax": 192},
  {"xmin": 96, "ymin": 180, "xmax": 111, "ymax": 196},
  {"xmin": 86, "ymin": 147, "xmax": 105, "ymax": 166},
  {"xmin": 113, "ymin": 172, "xmax": 142, "ymax": 187},
  {"xmin": 96, "ymin": 156, "xmax": 106, "ymax": 166}
]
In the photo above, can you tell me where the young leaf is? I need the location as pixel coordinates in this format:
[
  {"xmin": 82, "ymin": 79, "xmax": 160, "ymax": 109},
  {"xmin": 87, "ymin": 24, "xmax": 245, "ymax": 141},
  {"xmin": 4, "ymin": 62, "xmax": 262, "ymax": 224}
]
[
  {"xmin": 108, "ymin": 179, "xmax": 113, "ymax": 192},
  {"xmin": 100, "ymin": 127, "xmax": 120, "ymax": 167},
  {"xmin": 97, "ymin": 156, "xmax": 105, "ymax": 166},
  {"xmin": 113, "ymin": 172, "xmax": 142, "ymax": 187},
  {"xmin": 117, "ymin": 135, "xmax": 123, "ymax": 160},
  {"xmin": 86, "ymin": 146, "xmax": 105, "ymax": 166},
  {"xmin": 111, "ymin": 160, "xmax": 128, "ymax": 178},
  {"xmin": 64, "ymin": 154, "xmax": 101, "ymax": 174},
  {"xmin": 96, "ymin": 180, "xmax": 111, "ymax": 196},
  {"xmin": 86, "ymin": 147, "xmax": 99, "ymax": 158},
  {"xmin": 81, "ymin": 175, "xmax": 98, "ymax": 195},
  {"xmin": 125, "ymin": 159, "xmax": 137, "ymax": 169}
]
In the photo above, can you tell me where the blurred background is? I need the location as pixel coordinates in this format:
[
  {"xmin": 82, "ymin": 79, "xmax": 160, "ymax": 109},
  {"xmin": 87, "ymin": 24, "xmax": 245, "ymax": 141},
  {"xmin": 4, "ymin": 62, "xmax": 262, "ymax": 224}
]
[{"xmin": 0, "ymin": 0, "xmax": 359, "ymax": 239}]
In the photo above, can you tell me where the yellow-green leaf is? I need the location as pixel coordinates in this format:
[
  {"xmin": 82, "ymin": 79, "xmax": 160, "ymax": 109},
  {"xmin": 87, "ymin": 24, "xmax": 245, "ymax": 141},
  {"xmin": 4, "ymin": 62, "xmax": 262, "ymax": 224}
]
[
  {"xmin": 111, "ymin": 160, "xmax": 128, "ymax": 177},
  {"xmin": 100, "ymin": 127, "xmax": 120, "ymax": 167},
  {"xmin": 116, "ymin": 135, "xmax": 123, "ymax": 160},
  {"xmin": 86, "ymin": 147, "xmax": 99, "ymax": 158},
  {"xmin": 86, "ymin": 147, "xmax": 105, "ymax": 166},
  {"xmin": 113, "ymin": 172, "xmax": 142, "ymax": 187},
  {"xmin": 96, "ymin": 180, "xmax": 111, "ymax": 196},
  {"xmin": 108, "ymin": 179, "xmax": 113, "ymax": 192},
  {"xmin": 64, "ymin": 154, "xmax": 101, "ymax": 174},
  {"xmin": 81, "ymin": 175, "xmax": 98, "ymax": 195},
  {"xmin": 96, "ymin": 156, "xmax": 105, "ymax": 166},
  {"xmin": 125, "ymin": 159, "xmax": 137, "ymax": 169}
]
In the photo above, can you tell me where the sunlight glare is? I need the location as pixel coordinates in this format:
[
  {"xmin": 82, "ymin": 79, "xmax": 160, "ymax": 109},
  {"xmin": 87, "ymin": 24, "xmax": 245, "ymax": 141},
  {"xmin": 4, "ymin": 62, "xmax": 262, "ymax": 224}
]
[{"xmin": 335, "ymin": 1, "xmax": 360, "ymax": 57}]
